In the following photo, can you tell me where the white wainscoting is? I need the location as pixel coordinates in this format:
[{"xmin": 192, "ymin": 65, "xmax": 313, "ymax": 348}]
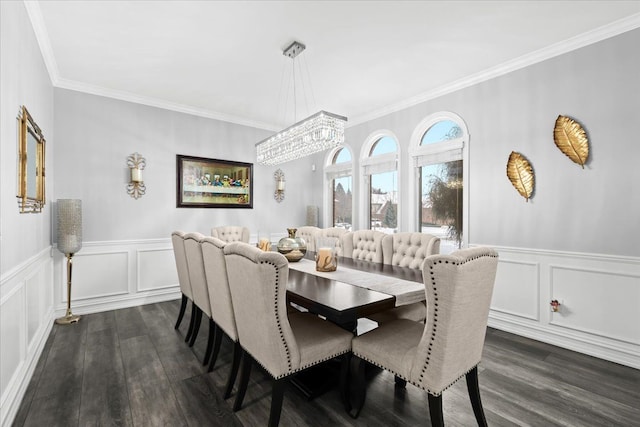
[
  {"xmin": 3, "ymin": 241, "xmax": 639, "ymax": 425},
  {"xmin": 55, "ymin": 238, "xmax": 181, "ymax": 317},
  {"xmin": 487, "ymin": 245, "xmax": 640, "ymax": 369},
  {"xmin": 1, "ymin": 239, "xmax": 181, "ymax": 426},
  {"xmin": 1, "ymin": 248, "xmax": 54, "ymax": 427}
]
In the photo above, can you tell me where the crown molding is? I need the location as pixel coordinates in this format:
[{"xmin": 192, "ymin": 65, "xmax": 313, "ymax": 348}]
[
  {"xmin": 54, "ymin": 78, "xmax": 280, "ymax": 131},
  {"xmin": 348, "ymin": 13, "xmax": 640, "ymax": 127},
  {"xmin": 23, "ymin": 0, "xmax": 279, "ymax": 131},
  {"xmin": 24, "ymin": 1, "xmax": 640, "ymax": 131},
  {"xmin": 23, "ymin": 1, "xmax": 59, "ymax": 85}
]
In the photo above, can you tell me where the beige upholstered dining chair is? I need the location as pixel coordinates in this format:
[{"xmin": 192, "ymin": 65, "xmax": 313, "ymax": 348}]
[
  {"xmin": 350, "ymin": 247, "xmax": 499, "ymax": 426},
  {"xmin": 171, "ymin": 231, "xmax": 195, "ymax": 337},
  {"xmin": 341, "ymin": 230, "xmax": 385, "ymax": 263},
  {"xmin": 381, "ymin": 232, "xmax": 440, "ymax": 269},
  {"xmin": 295, "ymin": 226, "xmax": 320, "ymax": 252},
  {"xmin": 320, "ymin": 227, "xmax": 348, "ymax": 256},
  {"xmin": 211, "ymin": 226, "xmax": 250, "ymax": 243},
  {"xmin": 369, "ymin": 232, "xmax": 441, "ymax": 323},
  {"xmin": 183, "ymin": 232, "xmax": 216, "ymax": 365},
  {"xmin": 201, "ymin": 236, "xmax": 241, "ymax": 399},
  {"xmin": 223, "ymin": 242, "xmax": 353, "ymax": 427}
]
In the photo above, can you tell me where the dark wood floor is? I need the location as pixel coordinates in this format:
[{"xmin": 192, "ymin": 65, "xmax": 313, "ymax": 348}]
[{"xmin": 13, "ymin": 300, "xmax": 640, "ymax": 427}]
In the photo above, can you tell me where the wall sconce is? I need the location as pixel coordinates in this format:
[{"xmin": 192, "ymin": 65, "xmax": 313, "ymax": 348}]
[
  {"xmin": 274, "ymin": 169, "xmax": 285, "ymax": 203},
  {"xmin": 127, "ymin": 152, "xmax": 146, "ymax": 199}
]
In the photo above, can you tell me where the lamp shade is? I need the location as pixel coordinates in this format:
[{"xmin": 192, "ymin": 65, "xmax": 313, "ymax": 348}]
[{"xmin": 57, "ymin": 199, "xmax": 82, "ymax": 254}]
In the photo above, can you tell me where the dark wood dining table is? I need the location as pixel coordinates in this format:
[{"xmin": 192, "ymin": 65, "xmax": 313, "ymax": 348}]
[
  {"xmin": 284, "ymin": 254, "xmax": 425, "ymax": 399},
  {"xmin": 286, "ymin": 255, "xmax": 425, "ymax": 332}
]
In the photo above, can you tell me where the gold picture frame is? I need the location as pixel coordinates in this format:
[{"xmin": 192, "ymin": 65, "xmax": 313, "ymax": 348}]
[{"xmin": 17, "ymin": 106, "xmax": 46, "ymax": 213}]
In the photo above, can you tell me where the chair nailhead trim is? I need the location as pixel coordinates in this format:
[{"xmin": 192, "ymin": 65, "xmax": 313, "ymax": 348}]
[
  {"xmin": 353, "ymin": 352, "xmax": 479, "ymax": 396},
  {"xmin": 261, "ymin": 260, "xmax": 292, "ymax": 372},
  {"xmin": 355, "ymin": 251, "xmax": 496, "ymax": 395},
  {"xmin": 246, "ymin": 349, "xmax": 350, "ymax": 380},
  {"xmin": 417, "ymin": 252, "xmax": 497, "ymax": 390}
]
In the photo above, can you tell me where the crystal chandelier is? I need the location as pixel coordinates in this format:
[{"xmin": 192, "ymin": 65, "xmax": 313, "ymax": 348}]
[{"xmin": 256, "ymin": 42, "xmax": 347, "ymax": 166}]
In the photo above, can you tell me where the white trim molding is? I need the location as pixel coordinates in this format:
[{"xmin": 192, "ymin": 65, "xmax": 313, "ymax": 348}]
[
  {"xmin": 407, "ymin": 112, "xmax": 469, "ymax": 250},
  {"xmin": 349, "ymin": 13, "xmax": 640, "ymax": 126},
  {"xmin": 1, "ymin": 248, "xmax": 54, "ymax": 427},
  {"xmin": 485, "ymin": 244, "xmax": 640, "ymax": 369},
  {"xmin": 358, "ymin": 130, "xmax": 401, "ymax": 232},
  {"xmin": 53, "ymin": 238, "xmax": 180, "ymax": 318}
]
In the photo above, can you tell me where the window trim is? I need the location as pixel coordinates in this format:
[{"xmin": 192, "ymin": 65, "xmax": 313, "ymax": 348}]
[
  {"xmin": 408, "ymin": 112, "xmax": 469, "ymax": 249},
  {"xmin": 323, "ymin": 144, "xmax": 354, "ymax": 228},
  {"xmin": 359, "ymin": 130, "xmax": 401, "ymax": 232}
]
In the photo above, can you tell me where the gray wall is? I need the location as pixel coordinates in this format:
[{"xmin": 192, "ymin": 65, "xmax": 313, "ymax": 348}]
[
  {"xmin": 0, "ymin": 1, "xmax": 54, "ymax": 274},
  {"xmin": 341, "ymin": 28, "xmax": 640, "ymax": 257},
  {"xmin": 53, "ymin": 89, "xmax": 319, "ymax": 241},
  {"xmin": 1, "ymin": 3, "xmax": 56, "ymax": 421}
]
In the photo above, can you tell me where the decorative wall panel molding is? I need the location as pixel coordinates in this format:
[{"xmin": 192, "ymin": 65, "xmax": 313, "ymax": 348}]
[
  {"xmin": 549, "ymin": 265, "xmax": 640, "ymax": 345},
  {"xmin": 136, "ymin": 247, "xmax": 178, "ymax": 292},
  {"xmin": 0, "ymin": 249, "xmax": 54, "ymax": 427},
  {"xmin": 52, "ymin": 239, "xmax": 180, "ymax": 318},
  {"xmin": 485, "ymin": 245, "xmax": 640, "ymax": 369},
  {"xmin": 492, "ymin": 258, "xmax": 540, "ymax": 320},
  {"xmin": 66, "ymin": 251, "xmax": 129, "ymax": 301}
]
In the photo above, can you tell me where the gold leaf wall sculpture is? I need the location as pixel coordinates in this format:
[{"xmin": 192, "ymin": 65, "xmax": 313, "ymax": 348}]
[
  {"xmin": 507, "ymin": 151, "xmax": 535, "ymax": 202},
  {"xmin": 553, "ymin": 115, "xmax": 589, "ymax": 168}
]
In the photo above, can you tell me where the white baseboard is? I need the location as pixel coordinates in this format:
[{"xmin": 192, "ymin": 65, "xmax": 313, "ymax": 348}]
[
  {"xmin": 489, "ymin": 304, "xmax": 640, "ymax": 369},
  {"xmin": 55, "ymin": 288, "xmax": 182, "ymax": 317},
  {"xmin": 481, "ymin": 244, "xmax": 640, "ymax": 369}
]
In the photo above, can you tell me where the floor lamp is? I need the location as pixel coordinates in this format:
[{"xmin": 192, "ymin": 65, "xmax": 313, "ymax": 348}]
[{"xmin": 56, "ymin": 199, "xmax": 82, "ymax": 325}]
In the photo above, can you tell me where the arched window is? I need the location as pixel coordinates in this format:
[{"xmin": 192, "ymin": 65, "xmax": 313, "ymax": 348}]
[
  {"xmin": 409, "ymin": 113, "xmax": 468, "ymax": 254},
  {"xmin": 324, "ymin": 146, "xmax": 353, "ymax": 230},
  {"xmin": 361, "ymin": 133, "xmax": 399, "ymax": 234}
]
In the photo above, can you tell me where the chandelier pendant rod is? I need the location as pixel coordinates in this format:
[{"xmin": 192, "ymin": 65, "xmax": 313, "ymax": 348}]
[{"xmin": 256, "ymin": 41, "xmax": 347, "ymax": 166}]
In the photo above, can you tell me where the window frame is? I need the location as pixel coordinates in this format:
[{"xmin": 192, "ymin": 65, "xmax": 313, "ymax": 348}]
[
  {"xmin": 323, "ymin": 145, "xmax": 354, "ymax": 228},
  {"xmin": 359, "ymin": 131, "xmax": 401, "ymax": 232},
  {"xmin": 408, "ymin": 112, "xmax": 469, "ymax": 248}
]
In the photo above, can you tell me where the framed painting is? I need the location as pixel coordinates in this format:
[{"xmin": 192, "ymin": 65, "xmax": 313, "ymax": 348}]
[{"xmin": 176, "ymin": 155, "xmax": 253, "ymax": 208}]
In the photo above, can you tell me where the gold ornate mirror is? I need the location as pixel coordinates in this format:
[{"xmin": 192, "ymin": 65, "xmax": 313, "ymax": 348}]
[{"xmin": 17, "ymin": 106, "xmax": 46, "ymax": 213}]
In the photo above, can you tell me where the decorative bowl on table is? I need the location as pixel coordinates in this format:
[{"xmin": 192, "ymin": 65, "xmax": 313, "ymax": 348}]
[{"xmin": 277, "ymin": 228, "xmax": 307, "ymax": 262}]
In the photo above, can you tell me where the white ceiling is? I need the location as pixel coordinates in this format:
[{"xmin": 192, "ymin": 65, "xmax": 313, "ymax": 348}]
[{"xmin": 28, "ymin": 1, "xmax": 640, "ymax": 130}]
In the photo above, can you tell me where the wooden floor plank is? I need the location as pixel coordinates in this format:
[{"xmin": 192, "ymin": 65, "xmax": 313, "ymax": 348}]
[
  {"xmin": 21, "ymin": 392, "xmax": 82, "ymax": 427},
  {"xmin": 79, "ymin": 326, "xmax": 132, "ymax": 426},
  {"xmin": 13, "ymin": 299, "xmax": 640, "ymax": 427},
  {"xmin": 33, "ymin": 321, "xmax": 87, "ymax": 400},
  {"xmin": 171, "ymin": 373, "xmax": 242, "ymax": 427},
  {"xmin": 11, "ymin": 324, "xmax": 58, "ymax": 426},
  {"xmin": 86, "ymin": 310, "xmax": 117, "ymax": 334},
  {"xmin": 114, "ymin": 307, "xmax": 148, "ymax": 341},
  {"xmin": 119, "ymin": 334, "xmax": 187, "ymax": 426}
]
